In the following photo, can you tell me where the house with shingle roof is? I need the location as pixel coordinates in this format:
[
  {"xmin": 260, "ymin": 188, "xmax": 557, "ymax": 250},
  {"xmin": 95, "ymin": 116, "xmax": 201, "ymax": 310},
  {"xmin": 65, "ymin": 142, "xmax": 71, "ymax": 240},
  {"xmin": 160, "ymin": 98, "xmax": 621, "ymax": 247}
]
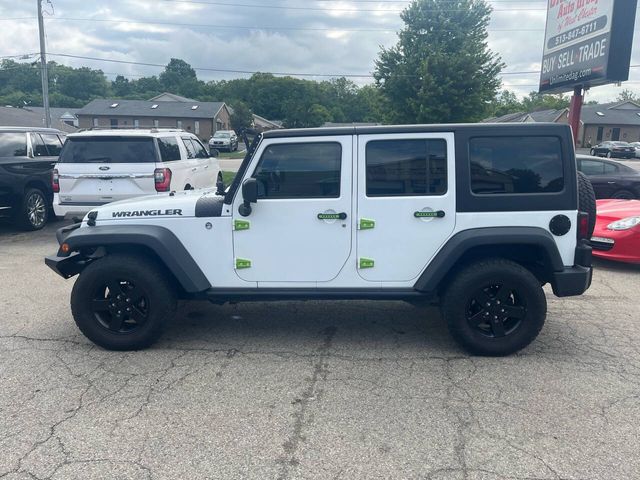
[
  {"xmin": 76, "ymin": 98, "xmax": 231, "ymax": 142},
  {"xmin": 579, "ymin": 101, "xmax": 640, "ymax": 147}
]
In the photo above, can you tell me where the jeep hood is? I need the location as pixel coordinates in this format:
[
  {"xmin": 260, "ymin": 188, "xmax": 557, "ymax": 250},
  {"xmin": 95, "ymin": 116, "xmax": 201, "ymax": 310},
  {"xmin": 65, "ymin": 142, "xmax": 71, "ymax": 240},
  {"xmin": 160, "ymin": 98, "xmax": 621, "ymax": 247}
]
[{"xmin": 86, "ymin": 189, "xmax": 222, "ymax": 221}]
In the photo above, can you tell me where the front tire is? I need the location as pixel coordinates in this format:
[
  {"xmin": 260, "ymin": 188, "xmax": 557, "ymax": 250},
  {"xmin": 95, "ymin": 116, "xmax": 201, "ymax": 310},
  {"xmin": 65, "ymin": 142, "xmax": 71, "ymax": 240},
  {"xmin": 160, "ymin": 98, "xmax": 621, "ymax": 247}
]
[
  {"xmin": 606, "ymin": 151, "xmax": 612, "ymax": 158},
  {"xmin": 441, "ymin": 259, "xmax": 546, "ymax": 356},
  {"xmin": 590, "ymin": 149, "xmax": 596, "ymax": 156},
  {"xmin": 71, "ymin": 254, "xmax": 177, "ymax": 350}
]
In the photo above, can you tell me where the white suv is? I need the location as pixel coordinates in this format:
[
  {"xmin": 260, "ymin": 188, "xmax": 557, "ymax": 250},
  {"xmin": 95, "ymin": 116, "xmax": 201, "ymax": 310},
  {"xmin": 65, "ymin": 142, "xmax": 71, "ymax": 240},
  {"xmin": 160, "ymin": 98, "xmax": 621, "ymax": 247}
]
[{"xmin": 53, "ymin": 129, "xmax": 221, "ymax": 218}]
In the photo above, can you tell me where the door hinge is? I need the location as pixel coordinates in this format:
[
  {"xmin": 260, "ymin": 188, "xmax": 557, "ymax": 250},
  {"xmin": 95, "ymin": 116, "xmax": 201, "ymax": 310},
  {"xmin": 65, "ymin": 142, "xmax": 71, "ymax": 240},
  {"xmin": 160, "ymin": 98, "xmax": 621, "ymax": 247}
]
[
  {"xmin": 359, "ymin": 258, "xmax": 375, "ymax": 269},
  {"xmin": 235, "ymin": 258, "xmax": 252, "ymax": 269},
  {"xmin": 234, "ymin": 219, "xmax": 250, "ymax": 231},
  {"xmin": 358, "ymin": 218, "xmax": 375, "ymax": 230}
]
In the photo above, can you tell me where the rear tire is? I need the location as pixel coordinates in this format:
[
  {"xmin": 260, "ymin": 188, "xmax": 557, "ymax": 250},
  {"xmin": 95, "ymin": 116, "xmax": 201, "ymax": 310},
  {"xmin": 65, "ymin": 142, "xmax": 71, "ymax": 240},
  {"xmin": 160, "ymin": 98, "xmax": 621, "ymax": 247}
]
[
  {"xmin": 71, "ymin": 254, "xmax": 177, "ymax": 350},
  {"xmin": 606, "ymin": 151, "xmax": 612, "ymax": 158},
  {"xmin": 577, "ymin": 171, "xmax": 596, "ymax": 237},
  {"xmin": 441, "ymin": 259, "xmax": 546, "ymax": 356},
  {"xmin": 16, "ymin": 188, "xmax": 49, "ymax": 231},
  {"xmin": 611, "ymin": 189, "xmax": 635, "ymax": 200}
]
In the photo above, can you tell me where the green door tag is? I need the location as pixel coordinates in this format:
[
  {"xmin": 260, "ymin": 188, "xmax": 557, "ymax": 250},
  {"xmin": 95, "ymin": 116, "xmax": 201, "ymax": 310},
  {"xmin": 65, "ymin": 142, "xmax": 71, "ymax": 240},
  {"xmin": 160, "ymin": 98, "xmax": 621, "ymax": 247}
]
[
  {"xmin": 359, "ymin": 258, "xmax": 375, "ymax": 269},
  {"xmin": 359, "ymin": 218, "xmax": 375, "ymax": 230},
  {"xmin": 235, "ymin": 258, "xmax": 252, "ymax": 269},
  {"xmin": 234, "ymin": 219, "xmax": 250, "ymax": 231}
]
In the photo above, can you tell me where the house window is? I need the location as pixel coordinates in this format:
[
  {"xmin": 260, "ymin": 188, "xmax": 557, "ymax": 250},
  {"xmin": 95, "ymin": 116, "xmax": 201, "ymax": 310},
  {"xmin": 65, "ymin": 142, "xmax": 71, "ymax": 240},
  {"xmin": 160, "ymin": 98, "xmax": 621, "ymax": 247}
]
[
  {"xmin": 177, "ymin": 120, "xmax": 183, "ymax": 129},
  {"xmin": 153, "ymin": 119, "xmax": 159, "ymax": 128},
  {"xmin": 110, "ymin": 119, "xmax": 118, "ymax": 128},
  {"xmin": 92, "ymin": 118, "xmax": 99, "ymax": 127},
  {"xmin": 195, "ymin": 121, "xmax": 200, "ymax": 135},
  {"xmin": 134, "ymin": 119, "xmax": 140, "ymax": 128}
]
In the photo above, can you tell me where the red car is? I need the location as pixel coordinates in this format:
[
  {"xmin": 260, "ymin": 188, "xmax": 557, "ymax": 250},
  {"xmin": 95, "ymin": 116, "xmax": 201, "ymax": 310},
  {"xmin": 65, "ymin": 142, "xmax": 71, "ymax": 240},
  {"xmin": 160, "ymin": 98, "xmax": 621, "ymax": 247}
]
[{"xmin": 591, "ymin": 199, "xmax": 640, "ymax": 264}]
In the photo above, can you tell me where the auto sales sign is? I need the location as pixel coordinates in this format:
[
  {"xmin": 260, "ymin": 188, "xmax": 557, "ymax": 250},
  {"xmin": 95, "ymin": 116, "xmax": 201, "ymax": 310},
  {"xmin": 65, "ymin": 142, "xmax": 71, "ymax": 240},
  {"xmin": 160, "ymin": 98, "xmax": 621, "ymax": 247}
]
[{"xmin": 539, "ymin": 0, "xmax": 637, "ymax": 93}]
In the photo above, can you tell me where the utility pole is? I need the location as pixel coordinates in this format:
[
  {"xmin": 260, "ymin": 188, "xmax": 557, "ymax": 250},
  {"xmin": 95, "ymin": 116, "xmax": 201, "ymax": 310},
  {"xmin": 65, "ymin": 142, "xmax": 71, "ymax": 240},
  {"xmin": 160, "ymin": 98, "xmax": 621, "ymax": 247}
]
[{"xmin": 37, "ymin": 0, "xmax": 51, "ymax": 128}]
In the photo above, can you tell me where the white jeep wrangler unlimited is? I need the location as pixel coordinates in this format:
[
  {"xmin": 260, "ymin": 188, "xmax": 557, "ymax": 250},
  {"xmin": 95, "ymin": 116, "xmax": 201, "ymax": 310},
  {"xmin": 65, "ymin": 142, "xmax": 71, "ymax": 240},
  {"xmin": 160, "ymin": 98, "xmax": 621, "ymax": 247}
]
[{"xmin": 46, "ymin": 124, "xmax": 595, "ymax": 356}]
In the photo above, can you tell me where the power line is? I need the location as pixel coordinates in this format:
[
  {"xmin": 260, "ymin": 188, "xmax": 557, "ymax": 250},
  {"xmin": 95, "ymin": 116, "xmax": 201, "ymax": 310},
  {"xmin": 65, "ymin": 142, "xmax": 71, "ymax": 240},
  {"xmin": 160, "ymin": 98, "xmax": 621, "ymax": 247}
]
[
  {"xmin": 157, "ymin": 0, "xmax": 546, "ymax": 12},
  {"xmin": 35, "ymin": 16, "xmax": 549, "ymax": 33}
]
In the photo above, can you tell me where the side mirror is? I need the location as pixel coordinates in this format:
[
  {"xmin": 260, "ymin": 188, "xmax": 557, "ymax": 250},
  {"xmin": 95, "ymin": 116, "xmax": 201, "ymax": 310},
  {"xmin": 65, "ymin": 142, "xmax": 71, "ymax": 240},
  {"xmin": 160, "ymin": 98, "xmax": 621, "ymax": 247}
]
[
  {"xmin": 238, "ymin": 178, "xmax": 258, "ymax": 217},
  {"xmin": 209, "ymin": 148, "xmax": 219, "ymax": 158}
]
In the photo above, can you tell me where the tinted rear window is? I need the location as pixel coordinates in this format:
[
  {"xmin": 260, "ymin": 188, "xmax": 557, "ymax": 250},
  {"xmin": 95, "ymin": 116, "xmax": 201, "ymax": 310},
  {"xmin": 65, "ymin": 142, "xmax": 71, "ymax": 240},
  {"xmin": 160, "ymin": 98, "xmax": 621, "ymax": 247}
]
[
  {"xmin": 158, "ymin": 137, "xmax": 181, "ymax": 162},
  {"xmin": 469, "ymin": 136, "xmax": 564, "ymax": 194},
  {"xmin": 0, "ymin": 132, "xmax": 27, "ymax": 157},
  {"xmin": 58, "ymin": 137, "xmax": 157, "ymax": 163}
]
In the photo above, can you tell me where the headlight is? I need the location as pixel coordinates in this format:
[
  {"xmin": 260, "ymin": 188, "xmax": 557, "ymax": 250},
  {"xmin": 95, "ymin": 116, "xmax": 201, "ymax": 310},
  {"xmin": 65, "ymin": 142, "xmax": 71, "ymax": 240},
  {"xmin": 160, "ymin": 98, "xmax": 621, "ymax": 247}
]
[{"xmin": 607, "ymin": 216, "xmax": 640, "ymax": 230}]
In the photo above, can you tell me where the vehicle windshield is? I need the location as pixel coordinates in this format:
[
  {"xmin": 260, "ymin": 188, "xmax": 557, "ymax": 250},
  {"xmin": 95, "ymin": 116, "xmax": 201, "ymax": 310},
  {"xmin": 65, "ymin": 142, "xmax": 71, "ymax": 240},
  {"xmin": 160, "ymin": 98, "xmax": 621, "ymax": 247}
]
[
  {"xmin": 58, "ymin": 137, "xmax": 158, "ymax": 163},
  {"xmin": 0, "ymin": 132, "xmax": 27, "ymax": 157},
  {"xmin": 612, "ymin": 142, "xmax": 630, "ymax": 146},
  {"xmin": 214, "ymin": 132, "xmax": 230, "ymax": 138}
]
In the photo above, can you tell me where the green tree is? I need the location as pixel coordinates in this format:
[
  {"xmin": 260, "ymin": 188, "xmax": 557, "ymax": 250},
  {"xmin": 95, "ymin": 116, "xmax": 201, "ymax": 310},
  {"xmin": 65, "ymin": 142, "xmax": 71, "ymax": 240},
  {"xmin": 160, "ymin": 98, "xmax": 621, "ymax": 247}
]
[
  {"xmin": 489, "ymin": 90, "xmax": 523, "ymax": 117},
  {"xmin": 229, "ymin": 101, "xmax": 253, "ymax": 131},
  {"xmin": 616, "ymin": 89, "xmax": 640, "ymax": 103},
  {"xmin": 159, "ymin": 58, "xmax": 197, "ymax": 93},
  {"xmin": 374, "ymin": 0, "xmax": 503, "ymax": 123},
  {"xmin": 521, "ymin": 91, "xmax": 569, "ymax": 112}
]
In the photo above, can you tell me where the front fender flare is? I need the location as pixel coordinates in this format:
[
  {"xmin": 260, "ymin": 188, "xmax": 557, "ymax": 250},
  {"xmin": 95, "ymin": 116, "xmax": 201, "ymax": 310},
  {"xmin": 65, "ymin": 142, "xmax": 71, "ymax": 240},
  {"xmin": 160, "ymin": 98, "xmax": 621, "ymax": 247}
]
[{"xmin": 50, "ymin": 225, "xmax": 211, "ymax": 293}]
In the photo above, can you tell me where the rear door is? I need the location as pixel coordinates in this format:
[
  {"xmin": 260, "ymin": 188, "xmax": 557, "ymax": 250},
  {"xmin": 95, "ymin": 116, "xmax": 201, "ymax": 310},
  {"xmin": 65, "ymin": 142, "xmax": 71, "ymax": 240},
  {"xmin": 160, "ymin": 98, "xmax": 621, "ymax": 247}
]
[
  {"xmin": 356, "ymin": 133, "xmax": 456, "ymax": 282},
  {"xmin": 56, "ymin": 136, "xmax": 158, "ymax": 205}
]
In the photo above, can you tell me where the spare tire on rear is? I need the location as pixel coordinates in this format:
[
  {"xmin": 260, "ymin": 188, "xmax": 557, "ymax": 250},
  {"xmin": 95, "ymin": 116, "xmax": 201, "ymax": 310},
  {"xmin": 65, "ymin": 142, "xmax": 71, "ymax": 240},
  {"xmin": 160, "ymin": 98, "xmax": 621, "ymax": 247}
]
[{"xmin": 577, "ymin": 171, "xmax": 596, "ymax": 237}]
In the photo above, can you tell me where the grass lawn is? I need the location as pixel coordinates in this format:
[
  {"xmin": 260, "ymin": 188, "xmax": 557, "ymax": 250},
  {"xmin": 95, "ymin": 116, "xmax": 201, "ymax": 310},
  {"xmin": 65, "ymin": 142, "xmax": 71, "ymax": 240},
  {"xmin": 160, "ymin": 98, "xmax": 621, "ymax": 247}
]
[
  {"xmin": 217, "ymin": 150, "xmax": 246, "ymax": 159},
  {"xmin": 221, "ymin": 171, "xmax": 237, "ymax": 185}
]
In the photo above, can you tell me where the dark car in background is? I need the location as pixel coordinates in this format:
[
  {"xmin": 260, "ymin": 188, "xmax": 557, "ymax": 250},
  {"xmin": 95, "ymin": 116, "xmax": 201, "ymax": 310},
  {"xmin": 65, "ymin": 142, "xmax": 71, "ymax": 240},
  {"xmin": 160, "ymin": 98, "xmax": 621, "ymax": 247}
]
[
  {"xmin": 0, "ymin": 127, "xmax": 66, "ymax": 230},
  {"xmin": 589, "ymin": 141, "xmax": 636, "ymax": 159},
  {"xmin": 577, "ymin": 154, "xmax": 640, "ymax": 200}
]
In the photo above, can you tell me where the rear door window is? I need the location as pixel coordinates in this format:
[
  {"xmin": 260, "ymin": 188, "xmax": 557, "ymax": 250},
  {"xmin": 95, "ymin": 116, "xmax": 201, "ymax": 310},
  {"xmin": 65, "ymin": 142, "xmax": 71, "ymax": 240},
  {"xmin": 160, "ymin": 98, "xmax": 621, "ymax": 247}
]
[
  {"xmin": 580, "ymin": 159, "xmax": 604, "ymax": 175},
  {"xmin": 0, "ymin": 132, "xmax": 27, "ymax": 157},
  {"xmin": 31, "ymin": 133, "xmax": 49, "ymax": 157},
  {"xmin": 365, "ymin": 139, "xmax": 447, "ymax": 196},
  {"xmin": 181, "ymin": 137, "xmax": 196, "ymax": 159},
  {"xmin": 158, "ymin": 137, "xmax": 181, "ymax": 162},
  {"xmin": 41, "ymin": 133, "xmax": 63, "ymax": 156},
  {"xmin": 469, "ymin": 136, "xmax": 564, "ymax": 194},
  {"xmin": 58, "ymin": 137, "xmax": 158, "ymax": 163}
]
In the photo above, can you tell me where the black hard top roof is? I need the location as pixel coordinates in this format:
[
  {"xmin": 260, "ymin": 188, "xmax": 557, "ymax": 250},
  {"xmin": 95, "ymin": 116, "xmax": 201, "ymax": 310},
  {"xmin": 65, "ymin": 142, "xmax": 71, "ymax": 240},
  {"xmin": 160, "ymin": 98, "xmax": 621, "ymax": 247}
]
[{"xmin": 262, "ymin": 122, "xmax": 571, "ymax": 139}]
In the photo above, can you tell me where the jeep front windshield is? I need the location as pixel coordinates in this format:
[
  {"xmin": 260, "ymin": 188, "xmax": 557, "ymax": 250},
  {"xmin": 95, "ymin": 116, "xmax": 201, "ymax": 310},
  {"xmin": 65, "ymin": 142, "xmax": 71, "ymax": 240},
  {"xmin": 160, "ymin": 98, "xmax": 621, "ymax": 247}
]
[{"xmin": 58, "ymin": 137, "xmax": 158, "ymax": 163}]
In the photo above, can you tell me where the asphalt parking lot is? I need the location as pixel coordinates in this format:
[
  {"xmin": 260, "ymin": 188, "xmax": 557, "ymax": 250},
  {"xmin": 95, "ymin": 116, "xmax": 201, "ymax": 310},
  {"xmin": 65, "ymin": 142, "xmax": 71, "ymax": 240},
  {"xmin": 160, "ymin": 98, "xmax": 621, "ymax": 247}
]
[{"xmin": 1, "ymin": 221, "xmax": 640, "ymax": 480}]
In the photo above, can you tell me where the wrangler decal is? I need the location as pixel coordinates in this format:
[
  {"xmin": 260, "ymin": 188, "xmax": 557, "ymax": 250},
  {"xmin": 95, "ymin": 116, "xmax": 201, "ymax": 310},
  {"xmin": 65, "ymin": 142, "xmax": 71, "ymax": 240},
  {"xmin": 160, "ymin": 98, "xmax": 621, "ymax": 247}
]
[{"xmin": 112, "ymin": 209, "xmax": 183, "ymax": 218}]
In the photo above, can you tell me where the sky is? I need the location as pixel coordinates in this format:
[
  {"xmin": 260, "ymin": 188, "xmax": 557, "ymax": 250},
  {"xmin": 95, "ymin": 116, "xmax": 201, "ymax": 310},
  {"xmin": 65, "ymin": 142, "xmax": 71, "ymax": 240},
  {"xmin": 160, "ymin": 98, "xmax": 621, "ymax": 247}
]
[{"xmin": 0, "ymin": 0, "xmax": 639, "ymax": 103}]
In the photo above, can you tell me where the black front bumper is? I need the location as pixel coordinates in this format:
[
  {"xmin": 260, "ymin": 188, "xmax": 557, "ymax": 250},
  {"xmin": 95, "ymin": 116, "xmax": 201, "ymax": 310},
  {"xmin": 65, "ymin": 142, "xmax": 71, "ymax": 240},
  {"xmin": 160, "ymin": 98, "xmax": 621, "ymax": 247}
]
[
  {"xmin": 45, "ymin": 252, "xmax": 88, "ymax": 279},
  {"xmin": 551, "ymin": 240, "xmax": 593, "ymax": 297}
]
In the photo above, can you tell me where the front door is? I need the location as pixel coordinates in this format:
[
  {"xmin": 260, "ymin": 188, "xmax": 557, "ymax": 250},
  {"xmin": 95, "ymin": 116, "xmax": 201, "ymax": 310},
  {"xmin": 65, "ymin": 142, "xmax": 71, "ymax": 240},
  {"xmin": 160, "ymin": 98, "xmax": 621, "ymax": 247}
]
[
  {"xmin": 232, "ymin": 136, "xmax": 352, "ymax": 284},
  {"xmin": 612, "ymin": 128, "xmax": 621, "ymax": 141},
  {"xmin": 356, "ymin": 133, "xmax": 456, "ymax": 282}
]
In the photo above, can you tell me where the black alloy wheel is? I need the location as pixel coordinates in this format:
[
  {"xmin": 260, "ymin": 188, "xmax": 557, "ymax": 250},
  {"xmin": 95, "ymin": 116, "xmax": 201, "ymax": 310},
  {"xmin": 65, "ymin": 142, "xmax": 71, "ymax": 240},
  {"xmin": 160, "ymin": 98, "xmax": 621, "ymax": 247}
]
[
  {"xmin": 91, "ymin": 279, "xmax": 150, "ymax": 334},
  {"xmin": 465, "ymin": 283, "xmax": 526, "ymax": 338}
]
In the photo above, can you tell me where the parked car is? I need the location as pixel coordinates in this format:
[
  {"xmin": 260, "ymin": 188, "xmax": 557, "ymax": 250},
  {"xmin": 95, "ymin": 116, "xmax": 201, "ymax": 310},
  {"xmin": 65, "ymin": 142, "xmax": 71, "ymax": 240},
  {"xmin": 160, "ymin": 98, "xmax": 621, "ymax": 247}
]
[
  {"xmin": 53, "ymin": 129, "xmax": 221, "ymax": 218},
  {"xmin": 591, "ymin": 199, "xmax": 640, "ymax": 264},
  {"xmin": 577, "ymin": 154, "xmax": 640, "ymax": 199},
  {"xmin": 0, "ymin": 127, "xmax": 66, "ymax": 230},
  {"xmin": 46, "ymin": 123, "xmax": 595, "ymax": 355},
  {"xmin": 589, "ymin": 141, "xmax": 635, "ymax": 159},
  {"xmin": 209, "ymin": 130, "xmax": 238, "ymax": 152},
  {"xmin": 630, "ymin": 142, "xmax": 640, "ymax": 158}
]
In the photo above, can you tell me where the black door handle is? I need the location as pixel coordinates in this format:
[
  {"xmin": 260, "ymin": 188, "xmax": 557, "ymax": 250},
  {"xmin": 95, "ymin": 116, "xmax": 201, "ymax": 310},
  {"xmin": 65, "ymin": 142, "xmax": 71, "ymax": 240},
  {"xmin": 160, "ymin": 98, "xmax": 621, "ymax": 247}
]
[
  {"xmin": 414, "ymin": 210, "xmax": 445, "ymax": 218},
  {"xmin": 318, "ymin": 212, "xmax": 347, "ymax": 220}
]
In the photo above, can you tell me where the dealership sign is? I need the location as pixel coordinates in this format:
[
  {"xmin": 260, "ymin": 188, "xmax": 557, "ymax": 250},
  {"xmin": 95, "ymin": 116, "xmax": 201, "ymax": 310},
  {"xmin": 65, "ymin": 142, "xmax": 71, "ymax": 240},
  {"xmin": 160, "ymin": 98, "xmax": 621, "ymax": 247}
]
[{"xmin": 539, "ymin": 0, "xmax": 637, "ymax": 93}]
